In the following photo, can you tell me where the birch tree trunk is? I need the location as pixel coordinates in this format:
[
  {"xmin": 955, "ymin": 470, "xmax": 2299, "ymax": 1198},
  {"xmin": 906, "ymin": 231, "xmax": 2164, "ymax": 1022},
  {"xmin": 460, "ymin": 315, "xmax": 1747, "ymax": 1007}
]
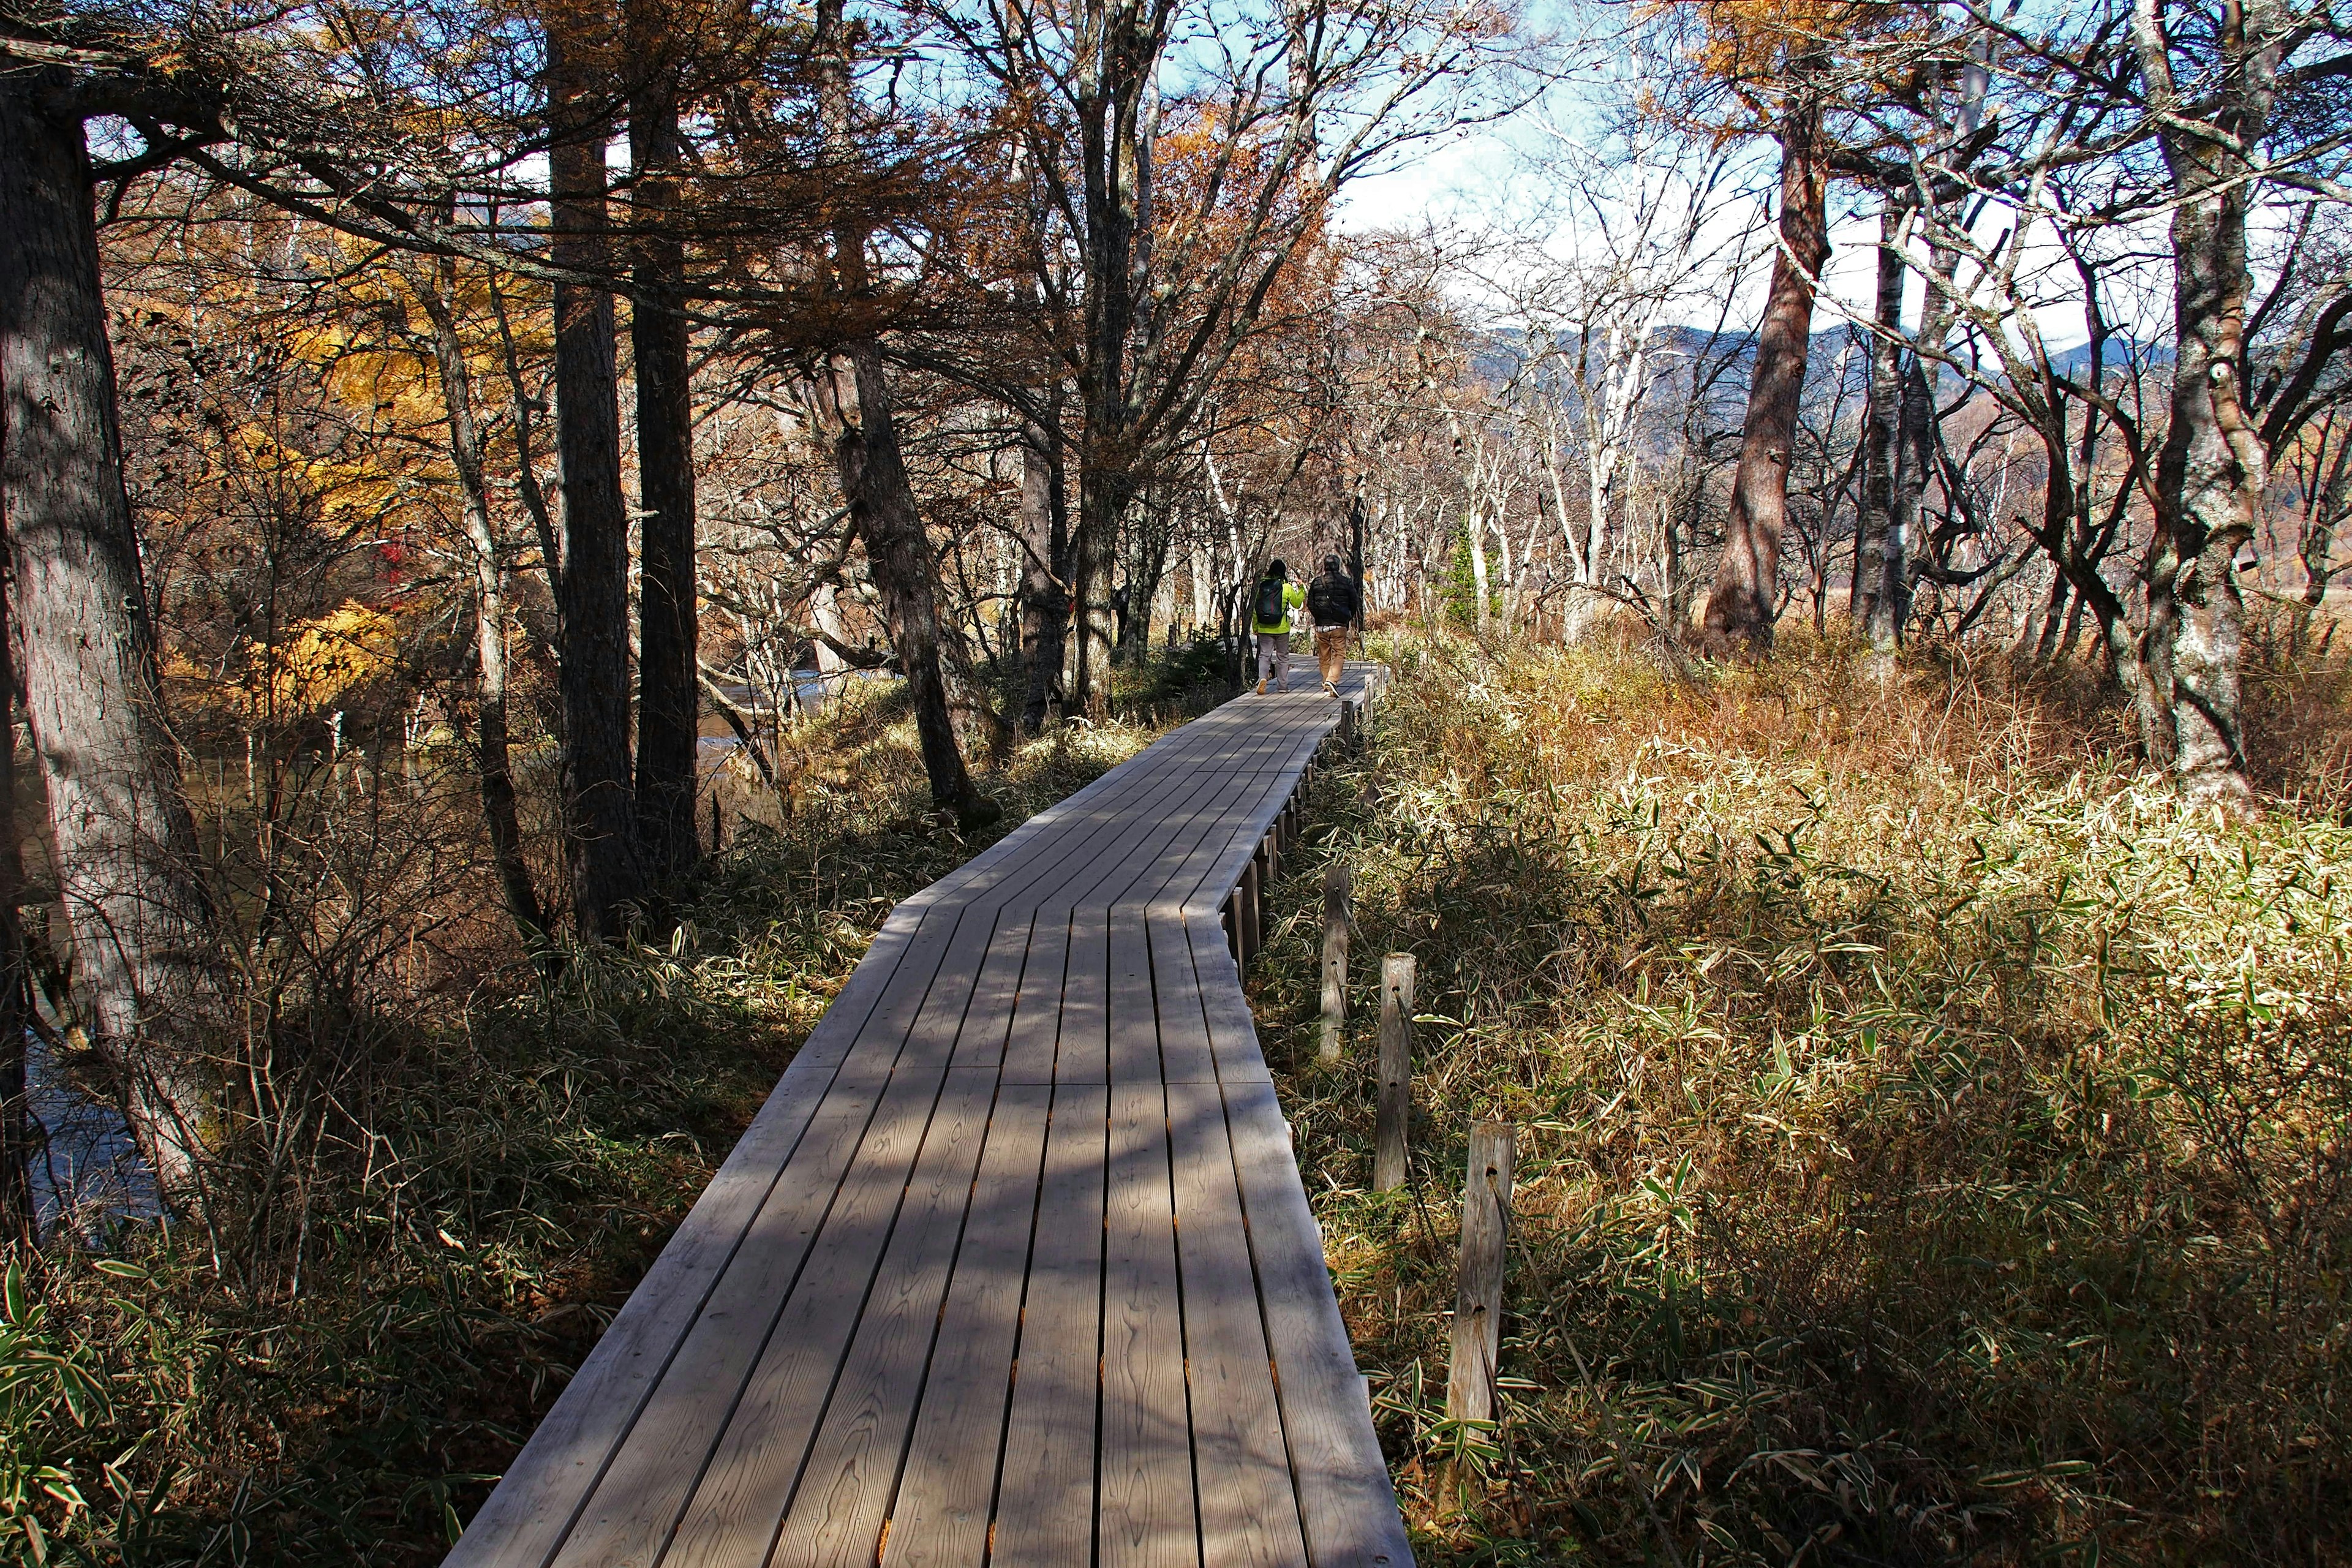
[{"xmin": 1, "ymin": 75, "xmax": 213, "ymax": 1186}]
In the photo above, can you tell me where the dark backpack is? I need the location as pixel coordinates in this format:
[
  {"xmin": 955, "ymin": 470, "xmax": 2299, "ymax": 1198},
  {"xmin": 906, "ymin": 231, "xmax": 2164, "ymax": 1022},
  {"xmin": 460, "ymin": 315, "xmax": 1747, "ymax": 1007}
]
[
  {"xmin": 1306, "ymin": 572, "xmax": 1356, "ymax": 626},
  {"xmin": 1254, "ymin": 576, "xmax": 1288, "ymax": 626}
]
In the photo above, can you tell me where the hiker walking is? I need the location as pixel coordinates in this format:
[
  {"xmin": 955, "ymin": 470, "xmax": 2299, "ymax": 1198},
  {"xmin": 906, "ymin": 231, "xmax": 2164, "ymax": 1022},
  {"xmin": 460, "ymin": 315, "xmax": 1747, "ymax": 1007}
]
[
  {"xmin": 1305, "ymin": 552, "xmax": 1360, "ymax": 698},
  {"xmin": 1250, "ymin": 559, "xmax": 1305, "ymax": 694}
]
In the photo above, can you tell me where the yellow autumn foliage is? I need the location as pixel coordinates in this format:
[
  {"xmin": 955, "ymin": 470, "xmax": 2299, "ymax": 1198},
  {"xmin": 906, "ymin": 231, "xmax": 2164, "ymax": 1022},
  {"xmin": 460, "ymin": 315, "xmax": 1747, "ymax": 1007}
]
[{"xmin": 243, "ymin": 601, "xmax": 402, "ymax": 719}]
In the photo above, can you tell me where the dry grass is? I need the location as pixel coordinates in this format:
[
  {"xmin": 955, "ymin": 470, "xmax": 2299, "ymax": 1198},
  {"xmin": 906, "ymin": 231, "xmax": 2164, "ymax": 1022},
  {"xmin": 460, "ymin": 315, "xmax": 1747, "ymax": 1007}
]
[{"xmin": 1252, "ymin": 631, "xmax": 2352, "ymax": 1567}]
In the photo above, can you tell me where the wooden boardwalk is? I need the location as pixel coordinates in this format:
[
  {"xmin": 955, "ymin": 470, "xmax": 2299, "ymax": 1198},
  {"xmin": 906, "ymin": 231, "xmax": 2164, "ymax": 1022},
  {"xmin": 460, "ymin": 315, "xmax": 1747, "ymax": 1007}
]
[{"xmin": 445, "ymin": 657, "xmax": 1411, "ymax": 1568}]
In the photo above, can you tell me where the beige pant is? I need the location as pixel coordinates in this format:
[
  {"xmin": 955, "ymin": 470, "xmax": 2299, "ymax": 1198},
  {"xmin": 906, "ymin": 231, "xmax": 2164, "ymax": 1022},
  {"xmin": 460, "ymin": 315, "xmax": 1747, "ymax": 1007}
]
[{"xmin": 1314, "ymin": 627, "xmax": 1349, "ymax": 689}]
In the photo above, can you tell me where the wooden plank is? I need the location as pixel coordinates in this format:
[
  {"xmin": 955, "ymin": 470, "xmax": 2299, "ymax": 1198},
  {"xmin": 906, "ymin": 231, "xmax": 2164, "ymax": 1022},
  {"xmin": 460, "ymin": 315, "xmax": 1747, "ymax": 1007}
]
[
  {"xmin": 656, "ymin": 1057, "xmax": 953, "ymax": 1568},
  {"xmin": 1166, "ymin": 1080, "xmax": 1310, "ymax": 1568},
  {"xmin": 543, "ymin": 908, "xmax": 989, "ymax": 1568},
  {"xmin": 1105, "ymin": 907, "xmax": 1160, "ymax": 1085},
  {"xmin": 1052, "ymin": 905, "xmax": 1111, "ymax": 1085},
  {"xmin": 990, "ymin": 1084, "xmax": 1109, "ymax": 1567},
  {"xmin": 771, "ymin": 1069, "xmax": 1000, "ymax": 1568},
  {"xmin": 1000, "ymin": 913, "xmax": 1071, "ymax": 1085},
  {"xmin": 1223, "ymin": 1080, "xmax": 1413, "ymax": 1568},
  {"xmin": 1183, "ymin": 915, "xmax": 1273, "ymax": 1089},
  {"xmin": 877, "ymin": 1085, "xmax": 1052, "ymax": 1568},
  {"xmin": 1098, "ymin": 1079, "xmax": 1197, "ymax": 1568},
  {"xmin": 444, "ymin": 911, "xmax": 943, "ymax": 1568},
  {"xmin": 1145, "ymin": 914, "xmax": 1218, "ymax": 1084},
  {"xmin": 948, "ymin": 914, "xmax": 1035, "ymax": 1071}
]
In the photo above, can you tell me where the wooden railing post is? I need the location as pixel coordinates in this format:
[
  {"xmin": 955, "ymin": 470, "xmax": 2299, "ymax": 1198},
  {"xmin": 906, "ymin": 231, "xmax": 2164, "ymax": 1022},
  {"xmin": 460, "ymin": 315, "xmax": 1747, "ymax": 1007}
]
[
  {"xmin": 1238, "ymin": 858, "xmax": 1261, "ymax": 965},
  {"xmin": 1444, "ymin": 1121, "xmax": 1515, "ymax": 1428},
  {"xmin": 1317, "ymin": 865, "xmax": 1352, "ymax": 1064},
  {"xmin": 1339, "ymin": 698, "xmax": 1359, "ymax": 747},
  {"xmin": 1374, "ymin": 953, "xmax": 1413, "ymax": 1189}
]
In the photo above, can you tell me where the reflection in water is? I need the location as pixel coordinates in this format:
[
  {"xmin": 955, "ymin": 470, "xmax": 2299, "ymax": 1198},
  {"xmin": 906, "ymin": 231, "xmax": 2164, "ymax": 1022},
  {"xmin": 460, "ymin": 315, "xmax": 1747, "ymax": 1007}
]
[{"xmin": 26, "ymin": 1035, "xmax": 163, "ymax": 1245}]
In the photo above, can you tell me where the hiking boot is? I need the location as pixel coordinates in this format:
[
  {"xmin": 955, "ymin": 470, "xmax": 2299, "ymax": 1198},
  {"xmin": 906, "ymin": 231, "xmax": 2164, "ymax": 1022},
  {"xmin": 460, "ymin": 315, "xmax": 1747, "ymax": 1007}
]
[
  {"xmin": 1254, "ymin": 677, "xmax": 1267, "ymax": 695},
  {"xmin": 1322, "ymin": 681, "xmax": 1340, "ymax": 698}
]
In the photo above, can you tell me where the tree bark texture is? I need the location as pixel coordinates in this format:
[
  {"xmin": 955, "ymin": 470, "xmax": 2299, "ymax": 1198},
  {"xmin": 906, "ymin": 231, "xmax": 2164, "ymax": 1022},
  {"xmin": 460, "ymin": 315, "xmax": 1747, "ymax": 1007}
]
[
  {"xmin": 546, "ymin": 17, "xmax": 642, "ymax": 938},
  {"xmin": 412, "ymin": 263, "xmax": 548, "ymax": 947},
  {"xmin": 630, "ymin": 70, "xmax": 702, "ymax": 884},
  {"xmin": 1856, "ymin": 200, "xmax": 1905, "ymax": 639},
  {"xmin": 1, "ymin": 77, "xmax": 214, "ymax": 1186},
  {"xmin": 0, "ymin": 554, "xmax": 29, "ymax": 1244},
  {"xmin": 1069, "ymin": 0, "xmax": 1150, "ymax": 717},
  {"xmin": 820, "ymin": 347, "xmax": 984, "ymax": 818},
  {"xmin": 1018, "ymin": 418, "xmax": 1071, "ymax": 731},
  {"xmin": 2136, "ymin": 0, "xmax": 2273, "ymax": 812},
  {"xmin": 1700, "ymin": 98, "xmax": 1830, "ymax": 655}
]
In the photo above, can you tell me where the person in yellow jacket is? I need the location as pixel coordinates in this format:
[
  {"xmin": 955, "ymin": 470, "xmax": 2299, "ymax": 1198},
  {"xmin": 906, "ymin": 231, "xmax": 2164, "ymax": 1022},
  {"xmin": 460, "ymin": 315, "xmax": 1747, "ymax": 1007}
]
[{"xmin": 1250, "ymin": 559, "xmax": 1306, "ymax": 693}]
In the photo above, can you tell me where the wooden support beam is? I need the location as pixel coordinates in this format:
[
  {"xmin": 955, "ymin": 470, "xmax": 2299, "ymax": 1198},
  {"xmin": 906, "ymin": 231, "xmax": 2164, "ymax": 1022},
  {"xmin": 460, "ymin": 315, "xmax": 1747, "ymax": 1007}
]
[
  {"xmin": 1444, "ymin": 1121, "xmax": 1515, "ymax": 1428},
  {"xmin": 1239, "ymin": 857, "xmax": 1262, "ymax": 967},
  {"xmin": 1374, "ymin": 953, "xmax": 1412, "ymax": 1189},
  {"xmin": 1318, "ymin": 865, "xmax": 1352, "ymax": 1065}
]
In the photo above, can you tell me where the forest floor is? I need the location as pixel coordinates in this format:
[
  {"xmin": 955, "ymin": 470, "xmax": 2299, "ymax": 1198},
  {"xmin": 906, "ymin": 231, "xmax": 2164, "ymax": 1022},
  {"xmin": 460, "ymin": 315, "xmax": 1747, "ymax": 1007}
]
[
  {"xmin": 10, "ymin": 629, "xmax": 2350, "ymax": 1567},
  {"xmin": 1249, "ymin": 627, "xmax": 2352, "ymax": 1567}
]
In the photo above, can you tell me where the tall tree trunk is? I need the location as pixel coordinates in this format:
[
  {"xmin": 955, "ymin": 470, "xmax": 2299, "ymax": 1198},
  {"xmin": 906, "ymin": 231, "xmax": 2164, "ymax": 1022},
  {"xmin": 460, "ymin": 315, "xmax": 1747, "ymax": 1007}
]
[
  {"xmin": 817, "ymin": 349, "xmax": 987, "ymax": 820},
  {"xmin": 0, "ymin": 587, "xmax": 30, "ymax": 1245},
  {"xmin": 1855, "ymin": 199, "xmax": 1906, "ymax": 637},
  {"xmin": 546, "ymin": 13, "xmax": 641, "ymax": 939},
  {"xmin": 1019, "ymin": 417, "xmax": 1071, "ymax": 731},
  {"xmin": 630, "ymin": 50, "xmax": 701, "ymax": 886},
  {"xmin": 1, "ymin": 77, "xmax": 212, "ymax": 1187},
  {"xmin": 1700, "ymin": 94, "xmax": 1830, "ymax": 655},
  {"xmin": 2135, "ymin": 0, "xmax": 2271, "ymax": 812},
  {"xmin": 410, "ymin": 262, "xmax": 549, "ymax": 948}
]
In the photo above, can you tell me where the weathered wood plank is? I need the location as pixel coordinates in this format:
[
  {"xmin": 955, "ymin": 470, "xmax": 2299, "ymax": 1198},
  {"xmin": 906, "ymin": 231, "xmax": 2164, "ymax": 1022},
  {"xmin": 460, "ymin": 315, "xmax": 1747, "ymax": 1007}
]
[
  {"xmin": 1167, "ymin": 1080, "xmax": 1310, "ymax": 1568},
  {"xmin": 447, "ymin": 663, "xmax": 1411, "ymax": 1568},
  {"xmin": 876, "ymin": 1084, "xmax": 1052, "ymax": 1568},
  {"xmin": 1099, "ymin": 1079, "xmax": 1197, "ymax": 1568},
  {"xmin": 990, "ymin": 1084, "xmax": 1109, "ymax": 1567},
  {"xmin": 1224, "ymin": 1079, "xmax": 1414, "ymax": 1568},
  {"xmin": 770, "ymin": 1069, "xmax": 1000, "ymax": 1568}
]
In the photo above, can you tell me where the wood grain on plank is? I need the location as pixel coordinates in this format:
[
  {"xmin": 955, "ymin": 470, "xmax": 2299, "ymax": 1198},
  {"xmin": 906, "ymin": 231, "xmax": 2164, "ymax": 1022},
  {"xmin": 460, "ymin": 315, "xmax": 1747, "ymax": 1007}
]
[
  {"xmin": 991, "ymin": 1084, "xmax": 1109, "ymax": 1568},
  {"xmin": 1166, "ymin": 1080, "xmax": 1310, "ymax": 1568},
  {"xmin": 772, "ymin": 1069, "xmax": 1000, "ymax": 1568},
  {"xmin": 1099, "ymin": 1079, "xmax": 1198, "ymax": 1568},
  {"xmin": 878, "ymin": 1085, "xmax": 1051, "ymax": 1568},
  {"xmin": 1223, "ymin": 1079, "xmax": 1414, "ymax": 1568}
]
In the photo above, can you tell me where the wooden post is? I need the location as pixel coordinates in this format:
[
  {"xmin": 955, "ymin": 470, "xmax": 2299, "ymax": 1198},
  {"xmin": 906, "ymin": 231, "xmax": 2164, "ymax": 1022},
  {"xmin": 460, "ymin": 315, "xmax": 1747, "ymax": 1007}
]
[
  {"xmin": 1444, "ymin": 1121, "xmax": 1516, "ymax": 1428},
  {"xmin": 1238, "ymin": 858, "xmax": 1261, "ymax": 966},
  {"xmin": 1374, "ymin": 953, "xmax": 1413, "ymax": 1189},
  {"xmin": 1339, "ymin": 698, "xmax": 1359, "ymax": 747},
  {"xmin": 1318, "ymin": 865, "xmax": 1352, "ymax": 1063}
]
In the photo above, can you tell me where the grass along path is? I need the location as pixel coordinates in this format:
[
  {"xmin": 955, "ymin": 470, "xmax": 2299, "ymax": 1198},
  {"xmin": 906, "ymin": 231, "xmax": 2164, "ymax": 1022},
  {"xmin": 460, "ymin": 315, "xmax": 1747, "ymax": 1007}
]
[{"xmin": 1250, "ymin": 637, "xmax": 2352, "ymax": 1567}]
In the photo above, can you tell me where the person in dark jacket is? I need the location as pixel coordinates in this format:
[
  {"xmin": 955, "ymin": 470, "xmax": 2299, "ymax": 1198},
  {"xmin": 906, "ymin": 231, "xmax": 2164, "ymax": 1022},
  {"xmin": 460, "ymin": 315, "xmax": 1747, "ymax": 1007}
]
[{"xmin": 1304, "ymin": 553, "xmax": 1360, "ymax": 698}]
